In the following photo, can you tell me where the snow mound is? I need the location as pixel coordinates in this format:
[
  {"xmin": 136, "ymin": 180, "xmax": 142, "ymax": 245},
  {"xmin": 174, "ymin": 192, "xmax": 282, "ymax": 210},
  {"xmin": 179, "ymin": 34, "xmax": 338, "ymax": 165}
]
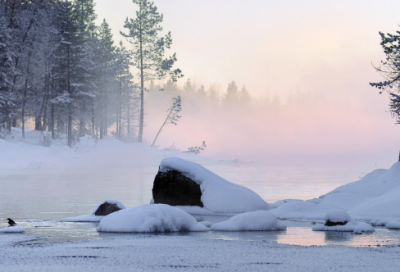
[
  {"xmin": 211, "ymin": 211, "xmax": 286, "ymax": 231},
  {"xmin": 62, "ymin": 200, "xmax": 125, "ymax": 222},
  {"xmin": 199, "ymin": 221, "xmax": 213, "ymax": 228},
  {"xmin": 325, "ymin": 209, "xmax": 352, "ymax": 224},
  {"xmin": 312, "ymin": 222, "xmax": 374, "ymax": 234},
  {"xmin": 386, "ymin": 219, "xmax": 400, "ymax": 229},
  {"xmin": 0, "ymin": 226, "xmax": 25, "ymax": 233},
  {"xmin": 313, "ymin": 210, "xmax": 373, "ymax": 233},
  {"xmin": 319, "ymin": 193, "xmax": 369, "ymax": 210},
  {"xmin": 159, "ymin": 157, "xmax": 270, "ymax": 213},
  {"xmin": 97, "ymin": 204, "xmax": 210, "ymax": 233},
  {"xmin": 270, "ymin": 200, "xmax": 337, "ymax": 220},
  {"xmin": 176, "ymin": 206, "xmax": 219, "ymax": 215},
  {"xmin": 348, "ymin": 187, "xmax": 400, "ymax": 219}
]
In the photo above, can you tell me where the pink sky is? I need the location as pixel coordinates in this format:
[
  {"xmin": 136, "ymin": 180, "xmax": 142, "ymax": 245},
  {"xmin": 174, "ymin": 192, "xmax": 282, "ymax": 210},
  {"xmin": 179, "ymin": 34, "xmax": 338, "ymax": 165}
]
[{"xmin": 94, "ymin": 0, "xmax": 400, "ymax": 170}]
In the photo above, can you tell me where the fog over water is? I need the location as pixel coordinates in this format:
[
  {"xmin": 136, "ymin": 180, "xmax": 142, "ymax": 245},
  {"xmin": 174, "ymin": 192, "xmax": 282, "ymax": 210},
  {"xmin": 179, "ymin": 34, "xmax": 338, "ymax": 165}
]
[{"xmin": 95, "ymin": 0, "xmax": 400, "ymax": 171}]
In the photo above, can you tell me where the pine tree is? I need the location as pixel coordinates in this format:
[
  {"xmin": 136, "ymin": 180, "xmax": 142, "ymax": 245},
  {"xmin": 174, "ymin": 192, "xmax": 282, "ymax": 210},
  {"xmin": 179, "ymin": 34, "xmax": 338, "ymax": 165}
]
[
  {"xmin": 52, "ymin": 1, "xmax": 91, "ymax": 147},
  {"xmin": 240, "ymin": 85, "xmax": 251, "ymax": 104},
  {"xmin": 224, "ymin": 81, "xmax": 239, "ymax": 105},
  {"xmin": 121, "ymin": 0, "xmax": 183, "ymax": 143}
]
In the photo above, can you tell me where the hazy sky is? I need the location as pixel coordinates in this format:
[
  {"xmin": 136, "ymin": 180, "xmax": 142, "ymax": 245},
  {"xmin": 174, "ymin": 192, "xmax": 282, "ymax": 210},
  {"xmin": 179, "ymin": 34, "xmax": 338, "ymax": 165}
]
[{"xmin": 94, "ymin": 0, "xmax": 400, "ymax": 170}]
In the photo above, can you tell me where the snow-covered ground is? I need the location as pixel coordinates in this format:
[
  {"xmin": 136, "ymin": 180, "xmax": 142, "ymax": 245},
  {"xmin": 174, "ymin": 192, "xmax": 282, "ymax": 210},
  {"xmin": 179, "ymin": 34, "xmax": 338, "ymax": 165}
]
[
  {"xmin": 1, "ymin": 234, "xmax": 400, "ymax": 272},
  {"xmin": 271, "ymin": 162, "xmax": 400, "ymax": 225},
  {"xmin": 0, "ymin": 128, "xmax": 216, "ymax": 170}
]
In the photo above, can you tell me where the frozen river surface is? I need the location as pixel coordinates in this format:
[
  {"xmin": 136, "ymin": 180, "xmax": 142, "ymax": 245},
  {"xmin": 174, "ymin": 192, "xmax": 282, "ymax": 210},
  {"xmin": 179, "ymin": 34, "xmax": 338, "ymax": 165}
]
[{"xmin": 1, "ymin": 164, "xmax": 399, "ymax": 247}]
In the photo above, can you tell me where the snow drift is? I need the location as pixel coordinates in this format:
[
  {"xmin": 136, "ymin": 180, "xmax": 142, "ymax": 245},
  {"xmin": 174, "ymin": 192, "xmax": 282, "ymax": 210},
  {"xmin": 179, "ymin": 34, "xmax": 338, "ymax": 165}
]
[
  {"xmin": 156, "ymin": 157, "xmax": 270, "ymax": 213},
  {"xmin": 271, "ymin": 162, "xmax": 400, "ymax": 222},
  {"xmin": 0, "ymin": 226, "xmax": 25, "ymax": 233},
  {"xmin": 97, "ymin": 204, "xmax": 209, "ymax": 233},
  {"xmin": 211, "ymin": 211, "xmax": 286, "ymax": 231}
]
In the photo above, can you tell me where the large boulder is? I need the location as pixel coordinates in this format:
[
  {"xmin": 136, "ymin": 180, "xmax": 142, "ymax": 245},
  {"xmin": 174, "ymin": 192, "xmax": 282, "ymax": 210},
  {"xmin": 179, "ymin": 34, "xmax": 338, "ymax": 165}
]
[
  {"xmin": 152, "ymin": 157, "xmax": 270, "ymax": 213},
  {"xmin": 153, "ymin": 169, "xmax": 203, "ymax": 207}
]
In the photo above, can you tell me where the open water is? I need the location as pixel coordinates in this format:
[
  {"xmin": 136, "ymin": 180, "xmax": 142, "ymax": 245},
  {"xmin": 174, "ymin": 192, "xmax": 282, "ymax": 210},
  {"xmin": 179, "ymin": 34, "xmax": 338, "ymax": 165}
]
[{"xmin": 0, "ymin": 163, "xmax": 399, "ymax": 247}]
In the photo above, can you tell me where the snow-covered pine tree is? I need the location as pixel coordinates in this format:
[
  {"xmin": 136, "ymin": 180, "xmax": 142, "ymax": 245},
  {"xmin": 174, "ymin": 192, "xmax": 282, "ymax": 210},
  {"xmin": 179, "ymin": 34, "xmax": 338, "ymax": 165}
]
[
  {"xmin": 370, "ymin": 31, "xmax": 400, "ymax": 124},
  {"xmin": 0, "ymin": 7, "xmax": 14, "ymax": 131},
  {"xmin": 51, "ymin": 0, "xmax": 92, "ymax": 147},
  {"xmin": 114, "ymin": 41, "xmax": 136, "ymax": 141},
  {"xmin": 121, "ymin": 0, "xmax": 183, "ymax": 143}
]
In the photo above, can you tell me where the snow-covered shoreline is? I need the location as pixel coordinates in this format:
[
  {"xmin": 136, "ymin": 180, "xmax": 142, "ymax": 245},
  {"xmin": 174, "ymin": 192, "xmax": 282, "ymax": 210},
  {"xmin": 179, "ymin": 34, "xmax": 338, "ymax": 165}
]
[
  {"xmin": 1, "ymin": 234, "xmax": 399, "ymax": 272},
  {"xmin": 2, "ymin": 127, "xmax": 400, "ymax": 271}
]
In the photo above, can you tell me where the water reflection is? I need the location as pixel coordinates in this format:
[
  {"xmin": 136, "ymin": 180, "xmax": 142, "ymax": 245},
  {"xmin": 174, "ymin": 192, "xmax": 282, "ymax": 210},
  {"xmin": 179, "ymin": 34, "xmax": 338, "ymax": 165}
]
[{"xmin": 324, "ymin": 231, "xmax": 353, "ymax": 243}]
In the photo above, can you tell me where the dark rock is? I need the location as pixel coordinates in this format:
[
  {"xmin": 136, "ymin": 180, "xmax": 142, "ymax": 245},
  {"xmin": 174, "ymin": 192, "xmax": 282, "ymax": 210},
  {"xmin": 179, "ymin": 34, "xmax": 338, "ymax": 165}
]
[
  {"xmin": 94, "ymin": 202, "xmax": 122, "ymax": 216},
  {"xmin": 7, "ymin": 218, "xmax": 16, "ymax": 226},
  {"xmin": 325, "ymin": 220, "xmax": 348, "ymax": 226},
  {"xmin": 152, "ymin": 170, "xmax": 203, "ymax": 207}
]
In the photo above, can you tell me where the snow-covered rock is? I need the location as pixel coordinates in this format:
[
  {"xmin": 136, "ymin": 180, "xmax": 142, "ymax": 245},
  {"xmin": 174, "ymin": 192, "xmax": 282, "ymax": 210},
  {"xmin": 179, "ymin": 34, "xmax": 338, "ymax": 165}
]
[
  {"xmin": 62, "ymin": 200, "xmax": 125, "ymax": 222},
  {"xmin": 312, "ymin": 222, "xmax": 374, "ymax": 234},
  {"xmin": 154, "ymin": 157, "xmax": 270, "ymax": 213},
  {"xmin": 97, "ymin": 204, "xmax": 210, "ymax": 233},
  {"xmin": 211, "ymin": 211, "xmax": 286, "ymax": 231},
  {"xmin": 386, "ymin": 219, "xmax": 400, "ymax": 229},
  {"xmin": 153, "ymin": 169, "xmax": 203, "ymax": 207},
  {"xmin": 312, "ymin": 210, "xmax": 373, "ymax": 233},
  {"xmin": 0, "ymin": 226, "xmax": 25, "ymax": 233},
  {"xmin": 324, "ymin": 209, "xmax": 352, "ymax": 226}
]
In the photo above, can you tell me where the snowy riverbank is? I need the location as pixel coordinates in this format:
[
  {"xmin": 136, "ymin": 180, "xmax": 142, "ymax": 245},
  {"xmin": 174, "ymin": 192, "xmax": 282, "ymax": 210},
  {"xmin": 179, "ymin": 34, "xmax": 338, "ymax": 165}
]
[{"xmin": 0, "ymin": 128, "xmax": 216, "ymax": 169}]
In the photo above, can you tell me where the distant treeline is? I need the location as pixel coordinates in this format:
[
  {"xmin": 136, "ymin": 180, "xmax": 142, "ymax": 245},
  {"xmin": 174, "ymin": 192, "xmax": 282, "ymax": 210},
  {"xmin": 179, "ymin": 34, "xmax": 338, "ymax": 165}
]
[{"xmin": 0, "ymin": 0, "xmax": 137, "ymax": 146}]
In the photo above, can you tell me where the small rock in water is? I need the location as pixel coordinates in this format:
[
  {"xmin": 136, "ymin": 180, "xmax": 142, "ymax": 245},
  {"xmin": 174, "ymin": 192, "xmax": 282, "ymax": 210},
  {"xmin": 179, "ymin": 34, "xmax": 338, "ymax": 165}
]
[
  {"xmin": 94, "ymin": 202, "xmax": 123, "ymax": 216},
  {"xmin": 7, "ymin": 218, "xmax": 16, "ymax": 226}
]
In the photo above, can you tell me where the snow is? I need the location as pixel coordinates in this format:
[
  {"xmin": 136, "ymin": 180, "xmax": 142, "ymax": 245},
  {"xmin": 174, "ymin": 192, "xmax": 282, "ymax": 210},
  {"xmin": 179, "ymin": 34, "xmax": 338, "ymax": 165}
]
[
  {"xmin": 325, "ymin": 209, "xmax": 352, "ymax": 223},
  {"xmin": 386, "ymin": 219, "xmax": 400, "ymax": 229},
  {"xmin": 312, "ymin": 210, "xmax": 373, "ymax": 233},
  {"xmin": 313, "ymin": 222, "xmax": 374, "ymax": 233},
  {"xmin": 159, "ymin": 157, "xmax": 270, "ymax": 213},
  {"xmin": 1, "ymin": 235, "xmax": 400, "ymax": 272},
  {"xmin": 270, "ymin": 162, "xmax": 400, "ymax": 222},
  {"xmin": 271, "ymin": 200, "xmax": 337, "ymax": 220},
  {"xmin": 318, "ymin": 192, "xmax": 369, "ymax": 210},
  {"xmin": 62, "ymin": 200, "xmax": 125, "ymax": 222},
  {"xmin": 211, "ymin": 211, "xmax": 286, "ymax": 231},
  {"xmin": 0, "ymin": 128, "xmax": 216, "ymax": 170},
  {"xmin": 312, "ymin": 221, "xmax": 374, "ymax": 233},
  {"xmin": 97, "ymin": 204, "xmax": 210, "ymax": 233},
  {"xmin": 0, "ymin": 226, "xmax": 25, "ymax": 233},
  {"xmin": 199, "ymin": 221, "xmax": 213, "ymax": 228}
]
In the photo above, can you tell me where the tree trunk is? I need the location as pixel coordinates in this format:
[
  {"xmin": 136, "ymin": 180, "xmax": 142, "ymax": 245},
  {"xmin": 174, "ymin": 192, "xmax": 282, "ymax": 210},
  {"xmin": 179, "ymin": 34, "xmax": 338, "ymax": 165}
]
[{"xmin": 138, "ymin": 4, "xmax": 144, "ymax": 143}]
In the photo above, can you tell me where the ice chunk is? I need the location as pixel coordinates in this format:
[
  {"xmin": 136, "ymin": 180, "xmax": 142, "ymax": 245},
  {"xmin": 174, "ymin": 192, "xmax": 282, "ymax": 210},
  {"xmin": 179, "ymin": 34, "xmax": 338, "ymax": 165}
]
[
  {"xmin": 97, "ymin": 204, "xmax": 210, "ymax": 233},
  {"xmin": 0, "ymin": 226, "xmax": 25, "ymax": 233},
  {"xmin": 211, "ymin": 211, "xmax": 286, "ymax": 231}
]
